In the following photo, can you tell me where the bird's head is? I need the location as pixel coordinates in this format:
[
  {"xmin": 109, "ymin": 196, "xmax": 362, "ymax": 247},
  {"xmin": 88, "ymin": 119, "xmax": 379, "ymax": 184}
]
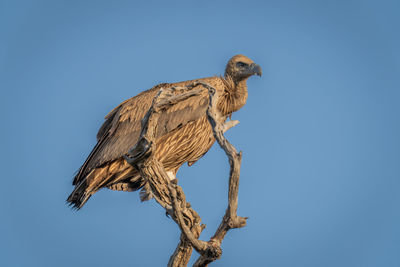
[{"xmin": 225, "ymin": 55, "xmax": 262, "ymax": 82}]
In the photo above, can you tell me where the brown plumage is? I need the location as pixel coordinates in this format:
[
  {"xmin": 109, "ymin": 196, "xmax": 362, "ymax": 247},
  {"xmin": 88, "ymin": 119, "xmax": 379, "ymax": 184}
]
[{"xmin": 67, "ymin": 55, "xmax": 262, "ymax": 209}]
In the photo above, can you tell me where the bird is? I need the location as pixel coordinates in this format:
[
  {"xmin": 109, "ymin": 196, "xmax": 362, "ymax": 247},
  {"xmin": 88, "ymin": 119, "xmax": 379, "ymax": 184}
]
[{"xmin": 67, "ymin": 55, "xmax": 262, "ymax": 209}]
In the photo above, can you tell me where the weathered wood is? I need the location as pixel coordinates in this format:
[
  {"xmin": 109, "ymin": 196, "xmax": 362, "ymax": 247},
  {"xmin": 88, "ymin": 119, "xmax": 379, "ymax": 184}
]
[
  {"xmin": 124, "ymin": 82, "xmax": 246, "ymax": 266},
  {"xmin": 193, "ymin": 85, "xmax": 247, "ymax": 267},
  {"xmin": 125, "ymin": 85, "xmax": 205, "ymax": 266}
]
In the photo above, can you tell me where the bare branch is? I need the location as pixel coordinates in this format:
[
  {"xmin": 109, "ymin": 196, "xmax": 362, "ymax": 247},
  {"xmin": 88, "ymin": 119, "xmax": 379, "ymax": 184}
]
[
  {"xmin": 223, "ymin": 120, "xmax": 240, "ymax": 133},
  {"xmin": 193, "ymin": 84, "xmax": 247, "ymax": 266},
  {"xmin": 124, "ymin": 82, "xmax": 246, "ymax": 266},
  {"xmin": 168, "ymin": 182, "xmax": 208, "ymax": 253}
]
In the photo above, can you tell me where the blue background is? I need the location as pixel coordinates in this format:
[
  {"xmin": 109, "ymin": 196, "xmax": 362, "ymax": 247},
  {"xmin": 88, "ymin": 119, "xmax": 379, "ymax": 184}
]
[{"xmin": 1, "ymin": 0, "xmax": 399, "ymax": 266}]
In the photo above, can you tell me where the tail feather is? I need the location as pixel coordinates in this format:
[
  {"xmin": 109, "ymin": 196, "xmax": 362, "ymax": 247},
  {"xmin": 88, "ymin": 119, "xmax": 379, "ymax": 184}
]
[
  {"xmin": 67, "ymin": 159, "xmax": 144, "ymax": 210},
  {"xmin": 67, "ymin": 180, "xmax": 93, "ymax": 210},
  {"xmin": 67, "ymin": 167, "xmax": 109, "ymax": 210}
]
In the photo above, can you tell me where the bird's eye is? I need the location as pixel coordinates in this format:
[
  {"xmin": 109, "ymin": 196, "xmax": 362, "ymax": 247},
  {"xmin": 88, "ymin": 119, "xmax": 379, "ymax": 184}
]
[{"xmin": 236, "ymin": 62, "xmax": 247, "ymax": 68}]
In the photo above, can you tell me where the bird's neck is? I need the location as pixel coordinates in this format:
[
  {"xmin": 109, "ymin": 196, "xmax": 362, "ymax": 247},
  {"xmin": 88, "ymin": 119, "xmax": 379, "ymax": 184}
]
[{"xmin": 219, "ymin": 76, "xmax": 249, "ymax": 115}]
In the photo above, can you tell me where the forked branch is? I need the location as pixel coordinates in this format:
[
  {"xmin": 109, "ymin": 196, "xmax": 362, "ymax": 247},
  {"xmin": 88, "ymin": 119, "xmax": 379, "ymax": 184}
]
[{"xmin": 124, "ymin": 82, "xmax": 247, "ymax": 267}]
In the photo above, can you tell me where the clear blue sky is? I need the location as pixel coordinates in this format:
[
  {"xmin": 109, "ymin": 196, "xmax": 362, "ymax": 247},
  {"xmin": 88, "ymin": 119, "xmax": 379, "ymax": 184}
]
[{"xmin": 1, "ymin": 0, "xmax": 399, "ymax": 266}]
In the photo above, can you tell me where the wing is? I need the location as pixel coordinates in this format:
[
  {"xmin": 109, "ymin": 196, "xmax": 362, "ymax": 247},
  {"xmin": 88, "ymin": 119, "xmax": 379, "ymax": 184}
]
[{"xmin": 73, "ymin": 79, "xmax": 214, "ymax": 186}]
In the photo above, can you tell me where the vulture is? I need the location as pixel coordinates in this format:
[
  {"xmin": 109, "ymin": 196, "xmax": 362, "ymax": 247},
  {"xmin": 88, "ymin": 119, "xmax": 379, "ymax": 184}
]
[{"xmin": 67, "ymin": 55, "xmax": 262, "ymax": 209}]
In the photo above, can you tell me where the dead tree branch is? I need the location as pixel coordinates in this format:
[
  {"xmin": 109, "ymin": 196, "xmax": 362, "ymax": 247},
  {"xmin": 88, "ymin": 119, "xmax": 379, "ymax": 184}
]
[{"xmin": 124, "ymin": 82, "xmax": 247, "ymax": 266}]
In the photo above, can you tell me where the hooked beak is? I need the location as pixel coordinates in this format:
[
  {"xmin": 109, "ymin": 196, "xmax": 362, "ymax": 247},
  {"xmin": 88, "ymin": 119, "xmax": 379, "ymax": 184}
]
[{"xmin": 249, "ymin": 63, "xmax": 262, "ymax": 77}]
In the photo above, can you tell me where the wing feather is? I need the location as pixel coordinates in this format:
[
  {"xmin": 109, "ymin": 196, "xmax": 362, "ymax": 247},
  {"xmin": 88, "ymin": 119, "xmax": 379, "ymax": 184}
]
[{"xmin": 74, "ymin": 78, "xmax": 217, "ymax": 186}]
